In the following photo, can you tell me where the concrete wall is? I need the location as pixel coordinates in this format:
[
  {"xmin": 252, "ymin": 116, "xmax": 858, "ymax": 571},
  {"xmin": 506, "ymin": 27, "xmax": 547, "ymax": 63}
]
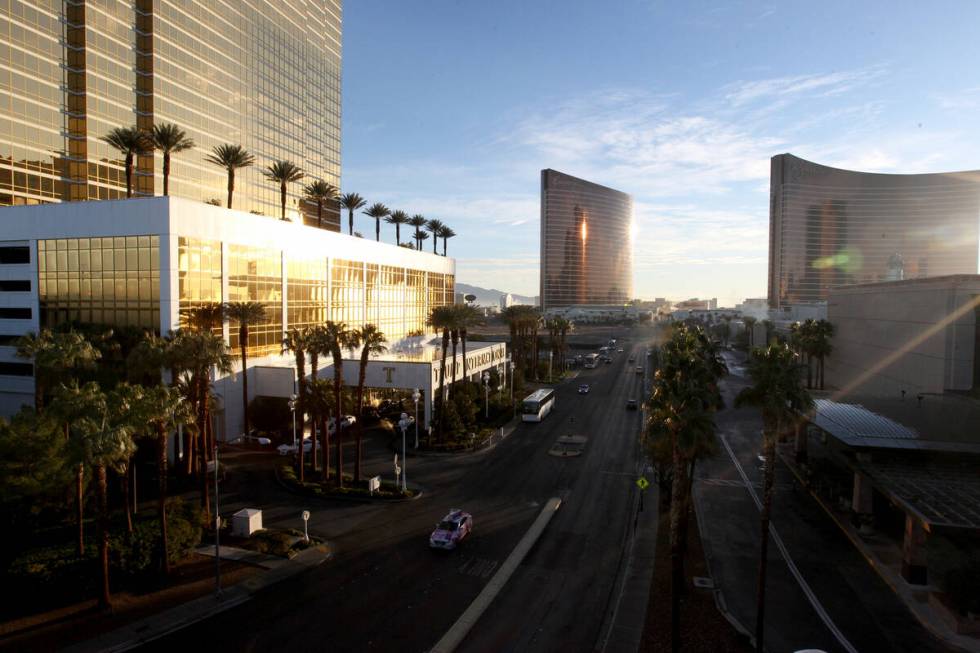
[{"xmin": 825, "ymin": 275, "xmax": 979, "ymax": 397}]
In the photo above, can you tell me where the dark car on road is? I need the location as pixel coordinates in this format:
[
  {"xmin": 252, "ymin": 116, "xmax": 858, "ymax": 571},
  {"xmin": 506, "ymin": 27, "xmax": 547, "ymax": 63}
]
[{"xmin": 626, "ymin": 399, "xmax": 638, "ymax": 410}]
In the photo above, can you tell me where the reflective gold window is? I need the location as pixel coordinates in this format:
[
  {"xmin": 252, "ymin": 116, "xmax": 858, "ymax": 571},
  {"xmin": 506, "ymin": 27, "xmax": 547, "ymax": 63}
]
[
  {"xmin": 287, "ymin": 256, "xmax": 329, "ymax": 332},
  {"xmin": 177, "ymin": 236, "xmax": 222, "ymax": 332},
  {"xmin": 227, "ymin": 244, "xmax": 282, "ymax": 356},
  {"xmin": 38, "ymin": 235, "xmax": 160, "ymax": 330},
  {"xmin": 330, "ymin": 259, "xmax": 364, "ymax": 327}
]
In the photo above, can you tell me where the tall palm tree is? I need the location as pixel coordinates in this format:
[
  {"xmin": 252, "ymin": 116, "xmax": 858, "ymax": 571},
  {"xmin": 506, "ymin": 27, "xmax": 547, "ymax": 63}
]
[
  {"xmin": 743, "ymin": 316, "xmax": 758, "ymax": 348},
  {"xmin": 16, "ymin": 329, "xmax": 101, "ymax": 412},
  {"xmin": 735, "ymin": 344, "xmax": 812, "ymax": 653},
  {"xmin": 303, "ymin": 180, "xmax": 338, "ymax": 229},
  {"xmin": 224, "ymin": 302, "xmax": 267, "ymax": 439},
  {"xmin": 364, "ymin": 202, "xmax": 390, "ymax": 242},
  {"xmin": 340, "ymin": 193, "xmax": 366, "ymax": 236},
  {"xmin": 812, "ymin": 319, "xmax": 834, "ymax": 390},
  {"xmin": 385, "ymin": 210, "xmax": 409, "ymax": 245},
  {"xmin": 417, "ymin": 230, "xmax": 430, "ymax": 250},
  {"xmin": 151, "ymin": 123, "xmax": 195, "ymax": 196},
  {"xmin": 456, "ymin": 304, "xmax": 483, "ymax": 382},
  {"xmin": 281, "ymin": 328, "xmax": 310, "ymax": 482},
  {"xmin": 427, "ymin": 306, "xmax": 455, "ymax": 442},
  {"xmin": 409, "ymin": 214, "xmax": 427, "ymax": 249},
  {"xmin": 425, "ymin": 218, "xmax": 445, "ymax": 254},
  {"xmin": 265, "ymin": 160, "xmax": 304, "ymax": 221},
  {"xmin": 437, "ymin": 225, "xmax": 456, "ymax": 256},
  {"xmin": 204, "ymin": 144, "xmax": 255, "ymax": 209},
  {"xmin": 350, "ymin": 325, "xmax": 387, "ymax": 482},
  {"xmin": 101, "ymin": 126, "xmax": 149, "ymax": 198},
  {"xmin": 322, "ymin": 321, "xmax": 352, "ymax": 485}
]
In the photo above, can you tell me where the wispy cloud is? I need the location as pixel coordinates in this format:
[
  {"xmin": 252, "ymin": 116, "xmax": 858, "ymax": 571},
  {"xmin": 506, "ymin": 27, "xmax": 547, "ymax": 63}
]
[{"xmin": 723, "ymin": 68, "xmax": 883, "ymax": 107}]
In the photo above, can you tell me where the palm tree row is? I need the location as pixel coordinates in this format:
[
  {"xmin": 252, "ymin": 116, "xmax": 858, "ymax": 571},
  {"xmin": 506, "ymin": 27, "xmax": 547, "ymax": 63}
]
[
  {"xmin": 788, "ymin": 318, "xmax": 834, "ymax": 389},
  {"xmin": 500, "ymin": 305, "xmax": 543, "ymax": 383},
  {"xmin": 425, "ymin": 304, "xmax": 483, "ymax": 442},
  {"xmin": 352, "ymin": 199, "xmax": 457, "ymax": 254},
  {"xmin": 644, "ymin": 323, "xmax": 727, "ymax": 652}
]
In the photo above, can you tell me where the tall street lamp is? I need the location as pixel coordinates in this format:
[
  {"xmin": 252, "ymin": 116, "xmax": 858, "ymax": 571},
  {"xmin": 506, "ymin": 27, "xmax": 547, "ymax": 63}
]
[
  {"xmin": 482, "ymin": 371, "xmax": 490, "ymax": 419},
  {"xmin": 288, "ymin": 393, "xmax": 298, "ymax": 446},
  {"xmin": 412, "ymin": 389, "xmax": 421, "ymax": 449},
  {"xmin": 397, "ymin": 412, "xmax": 411, "ymax": 492},
  {"xmin": 509, "ymin": 361, "xmax": 516, "ymax": 418}
]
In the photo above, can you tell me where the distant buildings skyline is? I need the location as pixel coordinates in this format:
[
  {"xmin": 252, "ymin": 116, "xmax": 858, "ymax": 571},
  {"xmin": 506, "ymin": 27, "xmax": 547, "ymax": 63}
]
[{"xmin": 539, "ymin": 169, "xmax": 633, "ymax": 310}]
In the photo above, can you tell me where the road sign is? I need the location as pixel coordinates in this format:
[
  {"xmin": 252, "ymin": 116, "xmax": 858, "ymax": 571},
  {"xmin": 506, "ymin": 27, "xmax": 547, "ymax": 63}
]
[{"xmin": 636, "ymin": 476, "xmax": 650, "ymax": 491}]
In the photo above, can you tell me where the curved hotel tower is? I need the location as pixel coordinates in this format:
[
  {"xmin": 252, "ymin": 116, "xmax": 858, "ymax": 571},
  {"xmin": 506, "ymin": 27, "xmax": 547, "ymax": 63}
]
[
  {"xmin": 540, "ymin": 169, "xmax": 633, "ymax": 309},
  {"xmin": 768, "ymin": 154, "xmax": 980, "ymax": 308}
]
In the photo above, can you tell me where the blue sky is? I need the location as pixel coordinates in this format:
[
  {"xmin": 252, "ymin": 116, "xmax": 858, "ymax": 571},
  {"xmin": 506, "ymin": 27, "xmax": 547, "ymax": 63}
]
[{"xmin": 341, "ymin": 1, "xmax": 980, "ymax": 306}]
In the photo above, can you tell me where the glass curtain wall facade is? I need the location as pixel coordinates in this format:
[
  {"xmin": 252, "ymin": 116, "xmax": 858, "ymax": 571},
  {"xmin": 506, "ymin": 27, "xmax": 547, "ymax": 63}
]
[
  {"xmin": 38, "ymin": 235, "xmax": 160, "ymax": 329},
  {"xmin": 768, "ymin": 154, "xmax": 980, "ymax": 308},
  {"xmin": 540, "ymin": 169, "xmax": 633, "ymax": 309},
  {"xmin": 0, "ymin": 0, "xmax": 342, "ymax": 227}
]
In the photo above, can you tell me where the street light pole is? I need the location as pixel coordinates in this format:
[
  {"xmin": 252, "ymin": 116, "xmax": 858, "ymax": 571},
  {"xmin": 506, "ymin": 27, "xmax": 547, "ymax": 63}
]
[
  {"xmin": 213, "ymin": 444, "xmax": 221, "ymax": 597},
  {"xmin": 289, "ymin": 393, "xmax": 298, "ymax": 446},
  {"xmin": 412, "ymin": 389, "xmax": 421, "ymax": 449},
  {"xmin": 509, "ymin": 361, "xmax": 516, "ymax": 418},
  {"xmin": 398, "ymin": 413, "xmax": 410, "ymax": 492},
  {"xmin": 482, "ymin": 372, "xmax": 490, "ymax": 419}
]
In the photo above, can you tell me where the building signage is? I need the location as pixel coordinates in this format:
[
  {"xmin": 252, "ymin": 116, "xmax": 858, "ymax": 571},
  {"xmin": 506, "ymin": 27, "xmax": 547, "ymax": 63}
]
[{"xmin": 432, "ymin": 344, "xmax": 507, "ymax": 386}]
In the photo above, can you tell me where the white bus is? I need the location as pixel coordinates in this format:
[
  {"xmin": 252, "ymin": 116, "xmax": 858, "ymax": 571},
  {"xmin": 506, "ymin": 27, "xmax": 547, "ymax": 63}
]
[
  {"xmin": 583, "ymin": 353, "xmax": 599, "ymax": 369},
  {"xmin": 522, "ymin": 388, "xmax": 557, "ymax": 422}
]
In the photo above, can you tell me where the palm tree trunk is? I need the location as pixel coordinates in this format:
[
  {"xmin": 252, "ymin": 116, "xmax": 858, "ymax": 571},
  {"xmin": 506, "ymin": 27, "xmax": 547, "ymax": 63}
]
[
  {"xmin": 806, "ymin": 355, "xmax": 813, "ymax": 389},
  {"xmin": 438, "ymin": 329, "xmax": 449, "ymax": 442},
  {"xmin": 226, "ymin": 169, "xmax": 234, "ymax": 209},
  {"xmin": 280, "ymin": 182, "xmax": 287, "ymax": 220},
  {"xmin": 395, "ymin": 224, "xmax": 400, "ymax": 244},
  {"xmin": 157, "ymin": 424, "xmax": 171, "ymax": 576},
  {"xmin": 450, "ymin": 331, "xmax": 458, "ymax": 399},
  {"xmin": 122, "ymin": 464, "xmax": 133, "ymax": 533},
  {"xmin": 317, "ymin": 200, "xmax": 323, "ymax": 228},
  {"xmin": 321, "ymin": 409, "xmax": 330, "ymax": 483},
  {"xmin": 669, "ymin": 436, "xmax": 686, "ymax": 653},
  {"xmin": 197, "ymin": 375, "xmax": 210, "ymax": 523},
  {"xmin": 163, "ymin": 152, "xmax": 171, "ymax": 196},
  {"xmin": 297, "ymin": 364, "xmax": 306, "ymax": 485},
  {"xmin": 756, "ymin": 433, "xmax": 776, "ymax": 653},
  {"xmin": 125, "ymin": 153, "xmax": 134, "ymax": 198},
  {"xmin": 443, "ymin": 238, "xmax": 447, "ymax": 256},
  {"xmin": 96, "ymin": 464, "xmax": 111, "ymax": 610},
  {"xmin": 355, "ymin": 357, "xmax": 367, "ymax": 483},
  {"xmin": 679, "ymin": 456, "xmax": 697, "ymax": 557},
  {"xmin": 432, "ymin": 233, "xmax": 438, "ymax": 254},
  {"xmin": 334, "ymin": 360, "xmax": 344, "ymax": 487},
  {"xmin": 375, "ymin": 219, "xmax": 380, "ymax": 241},
  {"xmin": 240, "ymin": 326, "xmax": 251, "ymax": 438},
  {"xmin": 348, "ymin": 210, "xmax": 354, "ymax": 235},
  {"xmin": 77, "ymin": 464, "xmax": 85, "ymax": 556},
  {"xmin": 461, "ymin": 329, "xmax": 469, "ymax": 382}
]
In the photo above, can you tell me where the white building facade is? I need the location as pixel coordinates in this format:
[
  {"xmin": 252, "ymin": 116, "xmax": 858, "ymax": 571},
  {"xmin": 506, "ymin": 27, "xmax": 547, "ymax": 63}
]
[{"xmin": 0, "ymin": 197, "xmax": 468, "ymax": 436}]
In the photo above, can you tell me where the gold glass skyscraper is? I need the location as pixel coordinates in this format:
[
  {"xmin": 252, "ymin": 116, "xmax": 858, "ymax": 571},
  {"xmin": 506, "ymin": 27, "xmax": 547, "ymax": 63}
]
[{"xmin": 0, "ymin": 0, "xmax": 342, "ymax": 225}]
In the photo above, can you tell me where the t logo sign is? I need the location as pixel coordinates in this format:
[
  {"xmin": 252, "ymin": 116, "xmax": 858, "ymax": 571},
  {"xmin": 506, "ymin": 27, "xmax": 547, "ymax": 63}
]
[{"xmin": 383, "ymin": 367, "xmax": 396, "ymax": 383}]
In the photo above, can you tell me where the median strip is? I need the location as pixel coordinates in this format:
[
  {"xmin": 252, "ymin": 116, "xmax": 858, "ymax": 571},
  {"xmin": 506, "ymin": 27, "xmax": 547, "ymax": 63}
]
[{"xmin": 430, "ymin": 497, "xmax": 563, "ymax": 653}]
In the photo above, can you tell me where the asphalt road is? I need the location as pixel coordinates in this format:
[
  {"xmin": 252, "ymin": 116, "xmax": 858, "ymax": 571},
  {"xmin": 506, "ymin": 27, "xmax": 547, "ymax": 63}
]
[
  {"xmin": 696, "ymin": 350, "xmax": 951, "ymax": 653},
  {"xmin": 139, "ymin": 337, "xmax": 650, "ymax": 653}
]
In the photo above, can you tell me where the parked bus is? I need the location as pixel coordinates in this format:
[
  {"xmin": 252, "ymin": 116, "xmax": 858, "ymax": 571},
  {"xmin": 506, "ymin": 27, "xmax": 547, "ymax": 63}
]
[
  {"xmin": 522, "ymin": 388, "xmax": 557, "ymax": 422},
  {"xmin": 583, "ymin": 353, "xmax": 599, "ymax": 369}
]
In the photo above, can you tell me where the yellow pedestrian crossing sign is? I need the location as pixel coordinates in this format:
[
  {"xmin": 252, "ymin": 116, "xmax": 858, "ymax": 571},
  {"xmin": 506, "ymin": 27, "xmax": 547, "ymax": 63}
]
[{"xmin": 636, "ymin": 476, "xmax": 650, "ymax": 491}]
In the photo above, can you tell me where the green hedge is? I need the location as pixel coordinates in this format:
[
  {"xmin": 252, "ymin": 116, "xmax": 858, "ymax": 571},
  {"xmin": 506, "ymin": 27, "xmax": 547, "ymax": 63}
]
[{"xmin": 111, "ymin": 498, "xmax": 203, "ymax": 579}]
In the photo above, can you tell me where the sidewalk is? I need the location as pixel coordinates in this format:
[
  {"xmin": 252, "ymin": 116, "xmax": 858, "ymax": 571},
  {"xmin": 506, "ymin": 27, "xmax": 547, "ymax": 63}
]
[
  {"xmin": 60, "ymin": 544, "xmax": 332, "ymax": 653},
  {"xmin": 597, "ymin": 485, "xmax": 660, "ymax": 652},
  {"xmin": 778, "ymin": 445, "xmax": 980, "ymax": 653}
]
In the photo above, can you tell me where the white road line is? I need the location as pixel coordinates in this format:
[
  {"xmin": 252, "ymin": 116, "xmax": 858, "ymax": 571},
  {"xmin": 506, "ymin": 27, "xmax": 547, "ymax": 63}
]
[{"xmin": 719, "ymin": 433, "xmax": 859, "ymax": 653}]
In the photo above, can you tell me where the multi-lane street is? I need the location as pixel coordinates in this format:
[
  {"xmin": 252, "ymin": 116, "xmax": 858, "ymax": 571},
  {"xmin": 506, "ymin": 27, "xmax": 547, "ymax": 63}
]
[{"xmin": 140, "ymin": 336, "xmax": 651, "ymax": 653}]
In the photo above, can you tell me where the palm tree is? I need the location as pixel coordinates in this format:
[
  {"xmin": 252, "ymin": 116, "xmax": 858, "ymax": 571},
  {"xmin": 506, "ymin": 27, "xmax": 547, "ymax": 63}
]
[
  {"xmin": 427, "ymin": 306, "xmax": 455, "ymax": 441},
  {"xmin": 417, "ymin": 230, "xmax": 430, "ymax": 250},
  {"xmin": 101, "ymin": 126, "xmax": 149, "ymax": 198},
  {"xmin": 303, "ymin": 180, "xmax": 338, "ymax": 229},
  {"xmin": 409, "ymin": 214, "xmax": 427, "ymax": 249},
  {"xmin": 16, "ymin": 329, "xmax": 101, "ymax": 412},
  {"xmin": 735, "ymin": 344, "xmax": 812, "ymax": 653},
  {"xmin": 340, "ymin": 192, "xmax": 367, "ymax": 236},
  {"xmin": 350, "ymin": 325, "xmax": 387, "ymax": 482},
  {"xmin": 385, "ymin": 210, "xmax": 409, "ymax": 245},
  {"xmin": 322, "ymin": 321, "xmax": 352, "ymax": 485},
  {"xmin": 364, "ymin": 202, "xmax": 390, "ymax": 242},
  {"xmin": 743, "ymin": 316, "xmax": 758, "ymax": 348},
  {"xmin": 437, "ymin": 225, "xmax": 456, "ymax": 256},
  {"xmin": 456, "ymin": 304, "xmax": 483, "ymax": 382},
  {"xmin": 151, "ymin": 123, "xmax": 195, "ymax": 196},
  {"xmin": 812, "ymin": 319, "xmax": 834, "ymax": 390},
  {"xmin": 281, "ymin": 328, "xmax": 310, "ymax": 482},
  {"xmin": 224, "ymin": 302, "xmax": 267, "ymax": 439},
  {"xmin": 265, "ymin": 160, "xmax": 304, "ymax": 221},
  {"xmin": 204, "ymin": 144, "xmax": 254, "ymax": 209},
  {"xmin": 181, "ymin": 302, "xmax": 224, "ymax": 333},
  {"xmin": 426, "ymin": 218, "xmax": 445, "ymax": 254}
]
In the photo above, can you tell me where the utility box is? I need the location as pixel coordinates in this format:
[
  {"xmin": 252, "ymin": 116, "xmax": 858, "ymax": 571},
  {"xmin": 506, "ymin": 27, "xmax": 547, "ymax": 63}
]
[{"xmin": 232, "ymin": 508, "xmax": 262, "ymax": 537}]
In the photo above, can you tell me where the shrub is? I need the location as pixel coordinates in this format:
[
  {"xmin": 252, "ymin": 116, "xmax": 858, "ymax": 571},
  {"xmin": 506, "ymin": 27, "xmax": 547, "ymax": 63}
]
[
  {"xmin": 111, "ymin": 498, "xmax": 203, "ymax": 579},
  {"xmin": 4, "ymin": 544, "xmax": 97, "ymax": 614},
  {"xmin": 249, "ymin": 529, "xmax": 296, "ymax": 557}
]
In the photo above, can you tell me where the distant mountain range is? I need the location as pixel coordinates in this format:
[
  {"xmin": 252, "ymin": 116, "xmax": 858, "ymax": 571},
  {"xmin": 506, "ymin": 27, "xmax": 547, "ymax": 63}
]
[{"xmin": 455, "ymin": 282, "xmax": 537, "ymax": 307}]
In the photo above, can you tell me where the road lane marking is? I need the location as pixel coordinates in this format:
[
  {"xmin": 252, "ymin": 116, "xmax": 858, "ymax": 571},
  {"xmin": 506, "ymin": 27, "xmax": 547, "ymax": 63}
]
[
  {"xmin": 430, "ymin": 497, "xmax": 562, "ymax": 653},
  {"xmin": 719, "ymin": 434, "xmax": 858, "ymax": 653}
]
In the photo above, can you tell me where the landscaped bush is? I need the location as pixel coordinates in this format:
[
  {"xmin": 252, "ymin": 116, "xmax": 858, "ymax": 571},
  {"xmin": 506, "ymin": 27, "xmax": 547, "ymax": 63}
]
[
  {"xmin": 248, "ymin": 529, "xmax": 296, "ymax": 557},
  {"xmin": 5, "ymin": 543, "xmax": 98, "ymax": 613},
  {"xmin": 111, "ymin": 498, "xmax": 203, "ymax": 579}
]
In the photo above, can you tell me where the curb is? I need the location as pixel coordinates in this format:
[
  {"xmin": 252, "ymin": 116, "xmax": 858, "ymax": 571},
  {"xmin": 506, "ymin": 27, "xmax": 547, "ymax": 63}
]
[
  {"xmin": 60, "ymin": 545, "xmax": 332, "ymax": 653},
  {"xmin": 777, "ymin": 449, "xmax": 979, "ymax": 653}
]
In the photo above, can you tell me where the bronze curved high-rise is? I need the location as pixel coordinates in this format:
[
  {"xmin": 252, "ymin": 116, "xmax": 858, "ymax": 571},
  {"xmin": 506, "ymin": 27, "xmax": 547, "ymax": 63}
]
[
  {"xmin": 768, "ymin": 154, "xmax": 980, "ymax": 308},
  {"xmin": 540, "ymin": 169, "xmax": 633, "ymax": 309}
]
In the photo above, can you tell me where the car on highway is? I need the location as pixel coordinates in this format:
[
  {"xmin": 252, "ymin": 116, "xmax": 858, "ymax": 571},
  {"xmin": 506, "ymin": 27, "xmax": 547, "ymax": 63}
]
[
  {"xmin": 626, "ymin": 399, "xmax": 638, "ymax": 410},
  {"xmin": 429, "ymin": 509, "xmax": 473, "ymax": 550},
  {"xmin": 578, "ymin": 383, "xmax": 590, "ymax": 394},
  {"xmin": 617, "ymin": 348, "xmax": 624, "ymax": 352},
  {"xmin": 628, "ymin": 355, "xmax": 635, "ymax": 363},
  {"xmin": 635, "ymin": 366, "xmax": 644, "ymax": 375}
]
